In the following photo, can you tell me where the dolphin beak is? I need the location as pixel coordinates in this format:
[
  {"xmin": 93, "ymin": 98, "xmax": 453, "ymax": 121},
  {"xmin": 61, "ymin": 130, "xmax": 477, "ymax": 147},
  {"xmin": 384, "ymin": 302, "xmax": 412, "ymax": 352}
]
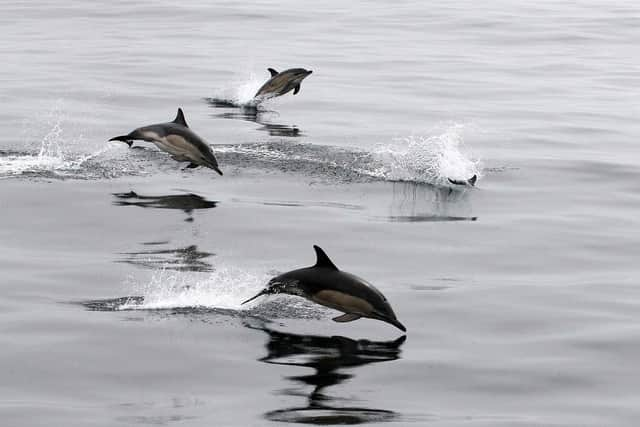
[
  {"xmin": 389, "ymin": 319, "xmax": 407, "ymax": 332},
  {"xmin": 372, "ymin": 310, "xmax": 407, "ymax": 332},
  {"xmin": 109, "ymin": 136, "xmax": 133, "ymax": 147},
  {"xmin": 241, "ymin": 289, "xmax": 267, "ymax": 305},
  {"xmin": 379, "ymin": 314, "xmax": 407, "ymax": 332}
]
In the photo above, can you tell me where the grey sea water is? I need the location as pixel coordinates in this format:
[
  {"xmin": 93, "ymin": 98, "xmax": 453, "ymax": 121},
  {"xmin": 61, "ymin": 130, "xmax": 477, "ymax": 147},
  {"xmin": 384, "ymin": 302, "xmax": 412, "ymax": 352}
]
[{"xmin": 1, "ymin": 1, "xmax": 639, "ymax": 426}]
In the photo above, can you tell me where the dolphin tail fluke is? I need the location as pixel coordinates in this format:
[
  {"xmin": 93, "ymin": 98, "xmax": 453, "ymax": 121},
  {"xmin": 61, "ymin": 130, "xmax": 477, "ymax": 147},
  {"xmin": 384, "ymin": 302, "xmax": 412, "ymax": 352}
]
[
  {"xmin": 109, "ymin": 135, "xmax": 133, "ymax": 147},
  {"xmin": 241, "ymin": 289, "xmax": 267, "ymax": 305},
  {"xmin": 293, "ymin": 84, "xmax": 301, "ymax": 95}
]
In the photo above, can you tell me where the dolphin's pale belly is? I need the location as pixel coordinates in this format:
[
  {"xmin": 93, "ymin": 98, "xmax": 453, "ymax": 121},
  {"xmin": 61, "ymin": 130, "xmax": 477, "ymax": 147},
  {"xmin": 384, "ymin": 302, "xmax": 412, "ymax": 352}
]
[
  {"xmin": 142, "ymin": 131, "xmax": 198, "ymax": 161},
  {"xmin": 256, "ymin": 76, "xmax": 300, "ymax": 98},
  {"xmin": 311, "ymin": 289, "xmax": 374, "ymax": 316}
]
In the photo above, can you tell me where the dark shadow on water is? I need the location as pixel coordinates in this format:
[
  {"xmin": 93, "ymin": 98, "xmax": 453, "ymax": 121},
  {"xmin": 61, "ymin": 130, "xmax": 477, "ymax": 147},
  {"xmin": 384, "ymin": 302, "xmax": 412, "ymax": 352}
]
[
  {"xmin": 232, "ymin": 197, "xmax": 365, "ymax": 211},
  {"xmin": 78, "ymin": 296, "xmax": 246, "ymax": 320},
  {"xmin": 117, "ymin": 243, "xmax": 215, "ymax": 272},
  {"xmin": 386, "ymin": 214, "xmax": 477, "ymax": 222},
  {"xmin": 246, "ymin": 321, "xmax": 404, "ymax": 424},
  {"xmin": 205, "ymin": 97, "xmax": 303, "ymax": 137},
  {"xmin": 76, "ymin": 296, "xmax": 326, "ymax": 321},
  {"xmin": 80, "ymin": 296, "xmax": 146, "ymax": 311},
  {"xmin": 112, "ymin": 191, "xmax": 218, "ymax": 222}
]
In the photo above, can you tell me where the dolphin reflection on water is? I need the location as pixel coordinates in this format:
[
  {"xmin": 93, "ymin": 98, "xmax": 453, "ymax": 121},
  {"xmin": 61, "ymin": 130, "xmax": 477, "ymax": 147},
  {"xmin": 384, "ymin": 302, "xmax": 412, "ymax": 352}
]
[
  {"xmin": 112, "ymin": 191, "xmax": 217, "ymax": 222},
  {"xmin": 117, "ymin": 243, "xmax": 214, "ymax": 273},
  {"xmin": 246, "ymin": 321, "xmax": 404, "ymax": 424},
  {"xmin": 205, "ymin": 98, "xmax": 303, "ymax": 137}
]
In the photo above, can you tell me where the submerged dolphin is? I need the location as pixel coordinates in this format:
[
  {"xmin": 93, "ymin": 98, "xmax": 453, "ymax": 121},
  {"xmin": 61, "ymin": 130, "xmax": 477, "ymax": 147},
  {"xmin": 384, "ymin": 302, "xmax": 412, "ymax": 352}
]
[
  {"xmin": 254, "ymin": 68, "xmax": 313, "ymax": 100},
  {"xmin": 448, "ymin": 174, "xmax": 477, "ymax": 187},
  {"xmin": 242, "ymin": 245, "xmax": 406, "ymax": 332},
  {"xmin": 109, "ymin": 108, "xmax": 223, "ymax": 175}
]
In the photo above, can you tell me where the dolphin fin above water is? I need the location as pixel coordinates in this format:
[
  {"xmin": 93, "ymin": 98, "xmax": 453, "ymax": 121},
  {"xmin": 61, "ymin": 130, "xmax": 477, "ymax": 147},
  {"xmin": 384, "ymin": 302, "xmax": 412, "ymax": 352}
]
[
  {"xmin": 268, "ymin": 68, "xmax": 278, "ymax": 77},
  {"xmin": 332, "ymin": 313, "xmax": 361, "ymax": 322},
  {"xmin": 313, "ymin": 245, "xmax": 339, "ymax": 270},
  {"xmin": 172, "ymin": 108, "xmax": 189, "ymax": 127}
]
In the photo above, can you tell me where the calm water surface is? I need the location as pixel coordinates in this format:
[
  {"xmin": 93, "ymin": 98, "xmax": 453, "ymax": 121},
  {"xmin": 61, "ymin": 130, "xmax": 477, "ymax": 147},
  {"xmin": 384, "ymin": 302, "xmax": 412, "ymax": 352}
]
[{"xmin": 1, "ymin": 1, "xmax": 639, "ymax": 426}]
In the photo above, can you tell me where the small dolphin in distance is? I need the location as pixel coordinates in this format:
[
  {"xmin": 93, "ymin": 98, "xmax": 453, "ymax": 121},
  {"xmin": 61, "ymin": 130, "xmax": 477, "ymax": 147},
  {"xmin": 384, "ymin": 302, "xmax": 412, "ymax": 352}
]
[
  {"xmin": 254, "ymin": 68, "xmax": 313, "ymax": 100},
  {"xmin": 242, "ymin": 245, "xmax": 406, "ymax": 332},
  {"xmin": 109, "ymin": 108, "xmax": 223, "ymax": 175}
]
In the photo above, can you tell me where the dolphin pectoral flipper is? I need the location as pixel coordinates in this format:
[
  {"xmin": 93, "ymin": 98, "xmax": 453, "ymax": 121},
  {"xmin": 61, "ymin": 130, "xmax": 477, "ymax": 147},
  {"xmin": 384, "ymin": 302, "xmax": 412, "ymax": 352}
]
[
  {"xmin": 268, "ymin": 68, "xmax": 278, "ymax": 77},
  {"xmin": 186, "ymin": 163, "xmax": 199, "ymax": 169},
  {"xmin": 293, "ymin": 84, "xmax": 301, "ymax": 95},
  {"xmin": 332, "ymin": 313, "xmax": 361, "ymax": 322}
]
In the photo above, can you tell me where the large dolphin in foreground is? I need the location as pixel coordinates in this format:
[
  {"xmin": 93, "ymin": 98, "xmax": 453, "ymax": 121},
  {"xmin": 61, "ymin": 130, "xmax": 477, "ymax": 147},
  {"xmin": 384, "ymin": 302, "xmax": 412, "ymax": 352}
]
[
  {"xmin": 109, "ymin": 108, "xmax": 223, "ymax": 175},
  {"xmin": 254, "ymin": 68, "xmax": 313, "ymax": 100},
  {"xmin": 242, "ymin": 245, "xmax": 406, "ymax": 332}
]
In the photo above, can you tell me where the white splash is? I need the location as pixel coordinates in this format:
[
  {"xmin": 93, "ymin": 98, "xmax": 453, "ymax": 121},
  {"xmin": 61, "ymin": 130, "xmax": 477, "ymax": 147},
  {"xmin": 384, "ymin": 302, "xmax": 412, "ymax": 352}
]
[
  {"xmin": 369, "ymin": 124, "xmax": 481, "ymax": 186},
  {"xmin": 213, "ymin": 72, "xmax": 265, "ymax": 106},
  {"xmin": 0, "ymin": 114, "xmax": 70, "ymax": 176},
  {"xmin": 0, "ymin": 102, "xmax": 129, "ymax": 179},
  {"xmin": 119, "ymin": 264, "xmax": 271, "ymax": 311}
]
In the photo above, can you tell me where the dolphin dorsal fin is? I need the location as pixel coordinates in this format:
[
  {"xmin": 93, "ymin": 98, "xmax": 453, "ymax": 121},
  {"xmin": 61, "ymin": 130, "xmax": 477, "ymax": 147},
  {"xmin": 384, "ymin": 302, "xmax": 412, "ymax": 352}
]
[
  {"xmin": 173, "ymin": 108, "xmax": 188, "ymax": 127},
  {"xmin": 268, "ymin": 68, "xmax": 278, "ymax": 77},
  {"xmin": 313, "ymin": 245, "xmax": 339, "ymax": 270}
]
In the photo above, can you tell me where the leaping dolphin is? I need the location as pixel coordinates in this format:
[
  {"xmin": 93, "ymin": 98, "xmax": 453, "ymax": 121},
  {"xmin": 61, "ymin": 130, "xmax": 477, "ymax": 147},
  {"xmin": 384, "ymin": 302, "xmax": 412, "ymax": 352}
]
[
  {"xmin": 242, "ymin": 245, "xmax": 406, "ymax": 332},
  {"xmin": 254, "ymin": 68, "xmax": 313, "ymax": 100},
  {"xmin": 109, "ymin": 108, "xmax": 223, "ymax": 175}
]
